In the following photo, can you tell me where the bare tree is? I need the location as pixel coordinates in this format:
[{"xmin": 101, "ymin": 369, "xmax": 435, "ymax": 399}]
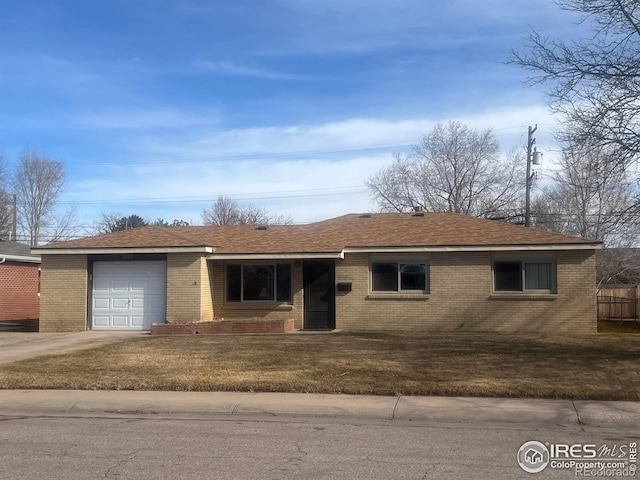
[
  {"xmin": 510, "ymin": 0, "xmax": 640, "ymax": 167},
  {"xmin": 532, "ymin": 143, "xmax": 639, "ymax": 246},
  {"xmin": 92, "ymin": 213, "xmax": 148, "ymax": 233},
  {"xmin": 202, "ymin": 196, "xmax": 292, "ymax": 225},
  {"xmin": 0, "ymin": 151, "xmax": 13, "ymax": 239},
  {"xmin": 202, "ymin": 196, "xmax": 239, "ymax": 226},
  {"xmin": 596, "ymin": 248, "xmax": 640, "ymax": 285},
  {"xmin": 46, "ymin": 207, "xmax": 80, "ymax": 244},
  {"xmin": 366, "ymin": 122, "xmax": 524, "ymax": 217},
  {"xmin": 13, "ymin": 150, "xmax": 67, "ymax": 246}
]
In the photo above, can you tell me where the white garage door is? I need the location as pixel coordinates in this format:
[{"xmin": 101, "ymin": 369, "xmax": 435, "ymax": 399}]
[{"xmin": 92, "ymin": 261, "xmax": 167, "ymax": 330}]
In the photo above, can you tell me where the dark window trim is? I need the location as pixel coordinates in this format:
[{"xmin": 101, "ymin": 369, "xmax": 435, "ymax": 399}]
[
  {"xmin": 226, "ymin": 263, "xmax": 292, "ymax": 304},
  {"xmin": 492, "ymin": 259, "xmax": 557, "ymax": 294},
  {"xmin": 370, "ymin": 260, "xmax": 430, "ymax": 294}
]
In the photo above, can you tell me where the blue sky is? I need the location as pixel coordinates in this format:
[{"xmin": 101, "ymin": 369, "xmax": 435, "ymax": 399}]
[{"xmin": 0, "ymin": 0, "xmax": 583, "ymax": 228}]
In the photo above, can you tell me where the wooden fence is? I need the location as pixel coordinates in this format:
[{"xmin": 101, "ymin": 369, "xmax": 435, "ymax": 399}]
[{"xmin": 597, "ymin": 285, "xmax": 638, "ymax": 321}]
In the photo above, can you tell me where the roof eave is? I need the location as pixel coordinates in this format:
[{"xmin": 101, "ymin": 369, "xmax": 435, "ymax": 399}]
[
  {"xmin": 33, "ymin": 246, "xmax": 215, "ymax": 255},
  {"xmin": 343, "ymin": 243, "xmax": 603, "ymax": 253},
  {"xmin": 0, "ymin": 254, "xmax": 41, "ymax": 264},
  {"xmin": 207, "ymin": 252, "xmax": 345, "ymax": 260}
]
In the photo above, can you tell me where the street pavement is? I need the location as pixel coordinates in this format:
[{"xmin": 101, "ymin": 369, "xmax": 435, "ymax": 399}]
[{"xmin": 0, "ymin": 390, "xmax": 638, "ymax": 480}]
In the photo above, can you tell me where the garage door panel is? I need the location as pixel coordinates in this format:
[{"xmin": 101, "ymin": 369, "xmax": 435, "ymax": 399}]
[
  {"xmin": 112, "ymin": 298, "xmax": 130, "ymax": 309},
  {"xmin": 112, "ymin": 316, "xmax": 129, "ymax": 327},
  {"xmin": 92, "ymin": 261, "xmax": 166, "ymax": 331},
  {"xmin": 93, "ymin": 316, "xmax": 110, "ymax": 327},
  {"xmin": 93, "ymin": 298, "xmax": 110, "ymax": 309},
  {"xmin": 94, "ymin": 279, "xmax": 110, "ymax": 291},
  {"xmin": 112, "ymin": 280, "xmax": 130, "ymax": 291},
  {"xmin": 130, "ymin": 298, "xmax": 145, "ymax": 309},
  {"xmin": 130, "ymin": 280, "xmax": 148, "ymax": 291}
]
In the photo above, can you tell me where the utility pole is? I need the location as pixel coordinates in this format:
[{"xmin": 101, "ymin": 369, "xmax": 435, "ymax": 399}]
[{"xmin": 525, "ymin": 125, "xmax": 537, "ymax": 227}]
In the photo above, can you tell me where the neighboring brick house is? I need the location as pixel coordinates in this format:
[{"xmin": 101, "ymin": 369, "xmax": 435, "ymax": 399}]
[
  {"xmin": 0, "ymin": 241, "xmax": 40, "ymax": 322},
  {"xmin": 33, "ymin": 212, "xmax": 602, "ymax": 333}
]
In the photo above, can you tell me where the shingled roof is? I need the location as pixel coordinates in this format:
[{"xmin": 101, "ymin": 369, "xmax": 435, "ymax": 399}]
[
  {"xmin": 0, "ymin": 240, "xmax": 41, "ymax": 262},
  {"xmin": 34, "ymin": 212, "xmax": 601, "ymax": 255}
]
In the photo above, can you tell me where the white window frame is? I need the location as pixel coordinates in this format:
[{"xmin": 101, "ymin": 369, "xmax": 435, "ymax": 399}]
[
  {"xmin": 492, "ymin": 259, "xmax": 556, "ymax": 294},
  {"xmin": 370, "ymin": 259, "xmax": 430, "ymax": 294}
]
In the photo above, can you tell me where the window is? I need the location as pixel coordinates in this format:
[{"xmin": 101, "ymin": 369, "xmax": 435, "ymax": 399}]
[
  {"xmin": 371, "ymin": 262, "xmax": 428, "ymax": 293},
  {"xmin": 493, "ymin": 260, "xmax": 554, "ymax": 293},
  {"xmin": 227, "ymin": 264, "xmax": 292, "ymax": 302}
]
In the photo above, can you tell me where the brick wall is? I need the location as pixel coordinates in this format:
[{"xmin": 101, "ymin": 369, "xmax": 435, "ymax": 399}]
[
  {"xmin": 210, "ymin": 261, "xmax": 304, "ymax": 328},
  {"xmin": 166, "ymin": 253, "xmax": 213, "ymax": 324},
  {"xmin": 151, "ymin": 318, "xmax": 295, "ymax": 335},
  {"xmin": 335, "ymin": 250, "xmax": 597, "ymax": 334},
  {"xmin": 0, "ymin": 262, "xmax": 40, "ymax": 321},
  {"xmin": 39, "ymin": 255, "xmax": 88, "ymax": 332}
]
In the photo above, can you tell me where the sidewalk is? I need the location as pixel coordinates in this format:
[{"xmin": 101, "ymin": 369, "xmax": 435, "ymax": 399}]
[{"xmin": 0, "ymin": 390, "xmax": 638, "ymax": 430}]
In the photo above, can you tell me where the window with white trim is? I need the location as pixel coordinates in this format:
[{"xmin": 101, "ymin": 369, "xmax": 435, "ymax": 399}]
[
  {"xmin": 227, "ymin": 264, "xmax": 292, "ymax": 302},
  {"xmin": 371, "ymin": 262, "xmax": 429, "ymax": 293},
  {"xmin": 493, "ymin": 260, "xmax": 555, "ymax": 293}
]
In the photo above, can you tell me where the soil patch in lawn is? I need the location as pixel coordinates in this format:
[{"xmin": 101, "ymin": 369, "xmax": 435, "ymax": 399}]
[{"xmin": 0, "ymin": 331, "xmax": 638, "ymax": 400}]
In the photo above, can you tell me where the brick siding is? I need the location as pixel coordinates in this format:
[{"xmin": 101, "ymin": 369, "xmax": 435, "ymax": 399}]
[
  {"xmin": 38, "ymin": 248, "xmax": 598, "ymax": 334},
  {"xmin": 166, "ymin": 253, "xmax": 213, "ymax": 324},
  {"xmin": 151, "ymin": 318, "xmax": 295, "ymax": 335},
  {"xmin": 210, "ymin": 261, "xmax": 304, "ymax": 328},
  {"xmin": 39, "ymin": 255, "xmax": 88, "ymax": 332},
  {"xmin": 0, "ymin": 262, "xmax": 40, "ymax": 321},
  {"xmin": 335, "ymin": 251, "xmax": 597, "ymax": 334}
]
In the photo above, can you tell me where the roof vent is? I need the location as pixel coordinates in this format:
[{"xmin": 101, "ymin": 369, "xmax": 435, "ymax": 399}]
[
  {"xmin": 359, "ymin": 213, "xmax": 372, "ymax": 219},
  {"xmin": 411, "ymin": 206, "xmax": 425, "ymax": 217},
  {"xmin": 256, "ymin": 225, "xmax": 269, "ymax": 230}
]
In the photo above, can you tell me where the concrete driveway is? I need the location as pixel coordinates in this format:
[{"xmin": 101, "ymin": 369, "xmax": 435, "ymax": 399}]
[{"xmin": 0, "ymin": 331, "xmax": 146, "ymax": 365}]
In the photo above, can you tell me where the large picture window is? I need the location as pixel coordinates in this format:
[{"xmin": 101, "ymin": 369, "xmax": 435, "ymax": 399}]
[
  {"xmin": 371, "ymin": 262, "xmax": 428, "ymax": 293},
  {"xmin": 493, "ymin": 260, "xmax": 554, "ymax": 293},
  {"xmin": 227, "ymin": 264, "xmax": 292, "ymax": 302}
]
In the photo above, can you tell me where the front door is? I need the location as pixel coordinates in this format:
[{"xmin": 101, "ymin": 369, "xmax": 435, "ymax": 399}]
[{"xmin": 303, "ymin": 260, "xmax": 335, "ymax": 330}]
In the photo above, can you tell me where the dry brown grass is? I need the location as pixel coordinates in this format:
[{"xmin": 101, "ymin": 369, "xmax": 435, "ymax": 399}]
[
  {"xmin": 0, "ymin": 331, "xmax": 639, "ymax": 400},
  {"xmin": 598, "ymin": 320, "xmax": 640, "ymax": 333}
]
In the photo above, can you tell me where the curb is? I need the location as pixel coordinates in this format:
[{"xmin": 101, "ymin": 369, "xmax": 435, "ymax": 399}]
[{"xmin": 0, "ymin": 390, "xmax": 638, "ymax": 430}]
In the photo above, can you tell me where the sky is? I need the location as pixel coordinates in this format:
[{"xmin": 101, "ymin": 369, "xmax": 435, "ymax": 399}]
[{"xmin": 0, "ymin": 0, "xmax": 587, "ymax": 231}]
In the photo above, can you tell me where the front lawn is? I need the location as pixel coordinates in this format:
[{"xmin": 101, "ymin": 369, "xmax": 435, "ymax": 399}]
[{"xmin": 0, "ymin": 331, "xmax": 639, "ymax": 400}]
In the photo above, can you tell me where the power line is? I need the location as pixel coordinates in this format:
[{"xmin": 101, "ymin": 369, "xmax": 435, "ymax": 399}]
[{"xmin": 60, "ymin": 126, "xmax": 554, "ymax": 167}]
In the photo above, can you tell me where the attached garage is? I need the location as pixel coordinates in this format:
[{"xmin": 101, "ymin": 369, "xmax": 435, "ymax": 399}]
[{"xmin": 91, "ymin": 261, "xmax": 167, "ymax": 330}]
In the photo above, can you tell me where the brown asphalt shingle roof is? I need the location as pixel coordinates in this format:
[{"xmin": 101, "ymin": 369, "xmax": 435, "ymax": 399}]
[{"xmin": 36, "ymin": 212, "xmax": 600, "ymax": 254}]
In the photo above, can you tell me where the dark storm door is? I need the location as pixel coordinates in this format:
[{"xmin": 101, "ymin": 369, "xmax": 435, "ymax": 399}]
[{"xmin": 303, "ymin": 260, "xmax": 336, "ymax": 330}]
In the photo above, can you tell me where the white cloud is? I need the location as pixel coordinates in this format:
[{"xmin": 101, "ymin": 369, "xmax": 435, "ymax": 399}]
[
  {"xmin": 64, "ymin": 104, "xmax": 561, "ymax": 224},
  {"xmin": 193, "ymin": 60, "xmax": 306, "ymax": 80}
]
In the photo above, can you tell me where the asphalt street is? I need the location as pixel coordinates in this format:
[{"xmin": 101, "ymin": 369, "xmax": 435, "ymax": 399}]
[{"xmin": 0, "ymin": 391, "xmax": 638, "ymax": 480}]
